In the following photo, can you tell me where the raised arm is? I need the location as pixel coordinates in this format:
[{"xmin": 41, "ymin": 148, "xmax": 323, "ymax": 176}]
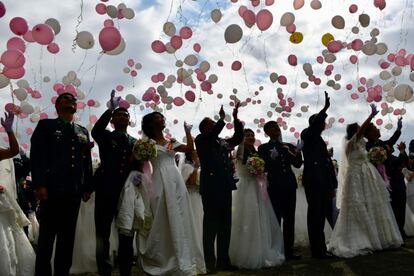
[
  {"xmin": 91, "ymin": 90, "xmax": 120, "ymax": 142},
  {"xmin": 309, "ymin": 91, "xmax": 330, "ymax": 133},
  {"xmin": 175, "ymin": 122, "xmax": 195, "ymax": 153},
  {"xmin": 0, "ymin": 112, "xmax": 19, "ymax": 161},
  {"xmin": 226, "ymin": 102, "xmax": 244, "ymax": 147},
  {"xmin": 386, "ymin": 117, "xmax": 402, "ymax": 147},
  {"xmin": 356, "ymin": 104, "xmax": 378, "ymax": 140}
]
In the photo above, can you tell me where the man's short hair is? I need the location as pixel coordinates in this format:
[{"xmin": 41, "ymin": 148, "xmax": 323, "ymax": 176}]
[
  {"xmin": 263, "ymin": 121, "xmax": 279, "ymax": 135},
  {"xmin": 112, "ymin": 107, "xmax": 130, "ymax": 117},
  {"xmin": 55, "ymin": 93, "xmax": 76, "ymax": 106}
]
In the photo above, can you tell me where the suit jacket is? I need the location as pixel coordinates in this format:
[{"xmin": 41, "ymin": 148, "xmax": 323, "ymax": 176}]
[
  {"xmin": 301, "ymin": 111, "xmax": 337, "ymax": 191},
  {"xmin": 195, "ymin": 119, "xmax": 244, "ymax": 196},
  {"xmin": 258, "ymin": 141, "xmax": 302, "ymax": 193},
  {"xmin": 30, "ymin": 118, "xmax": 93, "ymax": 197},
  {"xmin": 91, "ymin": 109, "xmax": 137, "ymax": 195}
]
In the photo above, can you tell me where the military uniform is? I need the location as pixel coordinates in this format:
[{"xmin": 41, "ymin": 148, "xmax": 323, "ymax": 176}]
[
  {"xmin": 91, "ymin": 109, "xmax": 137, "ymax": 276},
  {"xmin": 258, "ymin": 140, "xmax": 302, "ymax": 257},
  {"xmin": 31, "ymin": 118, "xmax": 92, "ymax": 276},
  {"xmin": 195, "ymin": 119, "xmax": 244, "ymax": 270}
]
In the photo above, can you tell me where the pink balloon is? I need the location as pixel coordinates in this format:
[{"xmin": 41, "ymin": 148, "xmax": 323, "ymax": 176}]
[
  {"xmin": 359, "ymin": 77, "xmax": 366, "ymax": 85},
  {"xmin": 127, "ymin": 58, "xmax": 134, "ymax": 67},
  {"xmin": 157, "ymin": 73, "xmax": 165, "ymax": 82},
  {"xmin": 308, "ymin": 75, "xmax": 316, "ymax": 82},
  {"xmin": 351, "ymin": 93, "xmax": 359, "ymax": 100},
  {"xmin": 142, "ymin": 89, "xmax": 155, "ymax": 101},
  {"xmin": 185, "ymin": 90, "xmax": 196, "ymax": 102},
  {"xmin": 256, "ymin": 9, "xmax": 273, "ymax": 31},
  {"xmin": 242, "ymin": 10, "xmax": 256, "ymax": 27},
  {"xmin": 47, "ymin": 43, "xmax": 59, "ymax": 54},
  {"xmin": 7, "ymin": 37, "xmax": 26, "ymax": 52},
  {"xmin": 0, "ymin": 1, "xmax": 5, "ymax": 18},
  {"xmin": 170, "ymin": 36, "xmax": 183, "ymax": 49},
  {"xmin": 104, "ymin": 19, "xmax": 114, "ymax": 27},
  {"xmin": 395, "ymin": 56, "xmax": 405, "ymax": 66},
  {"xmin": 411, "ymin": 55, "xmax": 414, "ymax": 71},
  {"xmin": 26, "ymin": 128, "xmax": 33, "ymax": 135},
  {"xmin": 89, "ymin": 115, "xmax": 98, "ymax": 123},
  {"xmin": 358, "ymin": 86, "xmax": 366, "ymax": 93},
  {"xmin": 151, "ymin": 40, "xmax": 166, "ymax": 53},
  {"xmin": 130, "ymin": 70, "xmax": 137, "ymax": 77},
  {"xmin": 53, "ymin": 83, "xmax": 64, "ymax": 92},
  {"xmin": 314, "ymin": 78, "xmax": 322, "ymax": 85},
  {"xmin": 325, "ymin": 70, "xmax": 332, "ymax": 76},
  {"xmin": 290, "ymin": 127, "xmax": 296, "ymax": 132},
  {"xmin": 179, "ymin": 27, "xmax": 192, "ymax": 39},
  {"xmin": 173, "ymin": 97, "xmax": 185, "ymax": 106},
  {"xmin": 374, "ymin": 0, "xmax": 386, "ymax": 10},
  {"xmin": 351, "ymin": 39, "xmax": 363, "ymax": 51},
  {"xmin": 77, "ymin": 102, "xmax": 85, "ymax": 110},
  {"xmin": 151, "ymin": 75, "xmax": 158, "ymax": 83},
  {"xmin": 116, "ymin": 85, "xmax": 124, "ymax": 91},
  {"xmin": 87, "ymin": 99, "xmax": 95, "ymax": 107},
  {"xmin": 286, "ymin": 24, "xmax": 296, "ymax": 34},
  {"xmin": 346, "ymin": 84, "xmax": 353, "ymax": 90},
  {"xmin": 338, "ymin": 118, "xmax": 345, "ymax": 123},
  {"xmin": 1, "ymin": 49, "xmax": 25, "ymax": 68},
  {"xmin": 196, "ymin": 72, "xmax": 205, "ymax": 82},
  {"xmin": 380, "ymin": 62, "xmax": 390, "ymax": 69},
  {"xmin": 293, "ymin": 0, "xmax": 305, "ymax": 10},
  {"xmin": 316, "ymin": 56, "xmax": 324, "ymax": 64},
  {"xmin": 99, "ymin": 27, "xmax": 121, "ymax": 51},
  {"xmin": 31, "ymin": 90, "xmax": 42, "ymax": 99},
  {"xmin": 32, "ymin": 24, "xmax": 55, "ymax": 45},
  {"xmin": 294, "ymin": 132, "xmax": 300, "ymax": 139},
  {"xmin": 23, "ymin": 31, "xmax": 34, "ymax": 43},
  {"xmin": 278, "ymin": 75, "xmax": 287, "ymax": 85},
  {"xmin": 39, "ymin": 112, "xmax": 48, "ymax": 120},
  {"xmin": 119, "ymin": 100, "xmax": 130, "ymax": 109},
  {"xmin": 95, "ymin": 3, "xmax": 107, "ymax": 14},
  {"xmin": 349, "ymin": 4, "xmax": 358, "ymax": 13},
  {"xmin": 4, "ymin": 103, "xmax": 16, "ymax": 113},
  {"xmin": 266, "ymin": 0, "xmax": 275, "ymax": 5},
  {"xmin": 200, "ymin": 81, "xmax": 212, "ymax": 91},
  {"xmin": 226, "ymin": 123, "xmax": 234, "ymax": 130},
  {"xmin": 287, "ymin": 54, "xmax": 297, "ymax": 66},
  {"xmin": 376, "ymin": 118, "xmax": 383, "ymax": 126},
  {"xmin": 251, "ymin": 0, "xmax": 260, "ymax": 7},
  {"xmin": 349, "ymin": 55, "xmax": 358, "ymax": 64},
  {"xmin": 231, "ymin": 61, "xmax": 242, "ymax": 71},
  {"xmin": 238, "ymin": 6, "xmax": 248, "ymax": 17},
  {"xmin": 393, "ymin": 108, "xmax": 401, "ymax": 115},
  {"xmin": 117, "ymin": 9, "xmax": 125, "ymax": 20},
  {"xmin": 9, "ymin": 17, "xmax": 29, "ymax": 36},
  {"xmin": 387, "ymin": 53, "xmax": 395, "ymax": 62},
  {"xmin": 2, "ymin": 66, "xmax": 25, "ymax": 79},
  {"xmin": 193, "ymin": 43, "xmax": 201, "ymax": 53},
  {"xmin": 397, "ymin": 48, "xmax": 406, "ymax": 56},
  {"xmin": 327, "ymin": 41, "xmax": 342, "ymax": 53}
]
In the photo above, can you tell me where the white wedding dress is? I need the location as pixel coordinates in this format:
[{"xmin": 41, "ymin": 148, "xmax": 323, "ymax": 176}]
[
  {"xmin": 328, "ymin": 135, "xmax": 402, "ymax": 258},
  {"xmin": 403, "ymin": 168, "xmax": 414, "ymax": 236},
  {"xmin": 0, "ymin": 158, "xmax": 35, "ymax": 276},
  {"xmin": 229, "ymin": 146, "xmax": 284, "ymax": 269},
  {"xmin": 139, "ymin": 142, "xmax": 205, "ymax": 275}
]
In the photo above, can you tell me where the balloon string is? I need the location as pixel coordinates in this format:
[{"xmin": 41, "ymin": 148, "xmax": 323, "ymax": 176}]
[
  {"xmin": 72, "ymin": 0, "xmax": 84, "ymax": 53},
  {"xmin": 53, "ymin": 55, "xmax": 58, "ymax": 84},
  {"xmin": 84, "ymin": 53, "xmax": 104, "ymax": 99},
  {"xmin": 76, "ymin": 50, "xmax": 88, "ymax": 73},
  {"xmin": 39, "ymin": 46, "xmax": 43, "ymax": 90},
  {"xmin": 166, "ymin": 0, "xmax": 174, "ymax": 22}
]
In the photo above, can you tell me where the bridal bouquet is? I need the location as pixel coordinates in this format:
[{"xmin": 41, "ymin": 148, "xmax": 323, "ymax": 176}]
[
  {"xmin": 246, "ymin": 156, "xmax": 265, "ymax": 175},
  {"xmin": 368, "ymin": 146, "xmax": 387, "ymax": 164},
  {"xmin": 133, "ymin": 138, "xmax": 157, "ymax": 161}
]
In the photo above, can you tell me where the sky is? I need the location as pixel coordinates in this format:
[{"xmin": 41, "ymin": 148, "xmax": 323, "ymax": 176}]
[{"xmin": 0, "ymin": 0, "xmax": 413, "ymax": 160}]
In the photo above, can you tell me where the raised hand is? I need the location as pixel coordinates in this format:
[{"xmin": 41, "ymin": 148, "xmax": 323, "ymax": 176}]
[
  {"xmin": 370, "ymin": 104, "xmax": 379, "ymax": 117},
  {"xmin": 1, "ymin": 111, "xmax": 14, "ymax": 133},
  {"xmin": 110, "ymin": 89, "xmax": 121, "ymax": 110},
  {"xmin": 296, "ymin": 139, "xmax": 304, "ymax": 152},
  {"xmin": 397, "ymin": 141, "xmax": 406, "ymax": 152},
  {"xmin": 184, "ymin": 121, "xmax": 193, "ymax": 134},
  {"xmin": 397, "ymin": 117, "xmax": 403, "ymax": 131},
  {"xmin": 323, "ymin": 91, "xmax": 330, "ymax": 111},
  {"xmin": 219, "ymin": 105, "xmax": 225, "ymax": 120},
  {"xmin": 233, "ymin": 101, "xmax": 241, "ymax": 120}
]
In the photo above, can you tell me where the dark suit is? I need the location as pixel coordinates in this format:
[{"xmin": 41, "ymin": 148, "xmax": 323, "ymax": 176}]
[
  {"xmin": 366, "ymin": 130, "xmax": 408, "ymax": 236},
  {"xmin": 31, "ymin": 118, "xmax": 92, "ymax": 276},
  {"xmin": 195, "ymin": 119, "xmax": 243, "ymax": 269},
  {"xmin": 258, "ymin": 141, "xmax": 302, "ymax": 256},
  {"xmin": 91, "ymin": 109, "xmax": 137, "ymax": 276},
  {"xmin": 301, "ymin": 111, "xmax": 337, "ymax": 257}
]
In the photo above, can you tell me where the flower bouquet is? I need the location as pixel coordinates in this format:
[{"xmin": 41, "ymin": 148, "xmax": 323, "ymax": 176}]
[
  {"xmin": 246, "ymin": 156, "xmax": 265, "ymax": 175},
  {"xmin": 133, "ymin": 138, "xmax": 157, "ymax": 161},
  {"xmin": 368, "ymin": 146, "xmax": 387, "ymax": 164}
]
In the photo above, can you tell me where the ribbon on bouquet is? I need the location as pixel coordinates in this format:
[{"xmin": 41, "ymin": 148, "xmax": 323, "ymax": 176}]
[
  {"xmin": 255, "ymin": 174, "xmax": 269, "ymax": 202},
  {"xmin": 376, "ymin": 163, "xmax": 391, "ymax": 191},
  {"xmin": 142, "ymin": 160, "xmax": 153, "ymax": 195}
]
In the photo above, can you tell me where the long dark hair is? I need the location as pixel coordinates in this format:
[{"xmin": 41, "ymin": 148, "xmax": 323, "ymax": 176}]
[
  {"xmin": 242, "ymin": 128, "xmax": 257, "ymax": 164},
  {"xmin": 141, "ymin": 112, "xmax": 164, "ymax": 139},
  {"xmin": 346, "ymin": 123, "xmax": 359, "ymax": 140}
]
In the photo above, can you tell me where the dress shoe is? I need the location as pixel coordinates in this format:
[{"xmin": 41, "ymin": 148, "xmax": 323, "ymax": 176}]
[
  {"xmin": 216, "ymin": 264, "xmax": 238, "ymax": 271},
  {"xmin": 286, "ymin": 254, "xmax": 302, "ymax": 261}
]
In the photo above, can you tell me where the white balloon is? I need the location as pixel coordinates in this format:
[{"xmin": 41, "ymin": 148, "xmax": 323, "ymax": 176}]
[
  {"xmin": 208, "ymin": 74, "xmax": 218, "ymax": 84},
  {"xmin": 366, "ymin": 79, "xmax": 374, "ymax": 88},
  {"xmin": 76, "ymin": 31, "xmax": 95, "ymax": 49},
  {"xmin": 62, "ymin": 76, "xmax": 71, "ymax": 85},
  {"xmin": 125, "ymin": 94, "xmax": 137, "ymax": 104},
  {"xmin": 165, "ymin": 42, "xmax": 176, "ymax": 54},
  {"xmin": 21, "ymin": 103, "xmax": 34, "ymax": 114},
  {"xmin": 310, "ymin": 0, "xmax": 322, "ymax": 10},
  {"xmin": 13, "ymin": 88, "xmax": 27, "ymax": 101},
  {"xmin": 167, "ymin": 75, "xmax": 176, "ymax": 83},
  {"xmin": 384, "ymin": 123, "xmax": 393, "ymax": 130},
  {"xmin": 163, "ymin": 22, "xmax": 176, "ymax": 37},
  {"xmin": 67, "ymin": 71, "xmax": 77, "ymax": 82},
  {"xmin": 270, "ymin": 72, "xmax": 278, "ymax": 83},
  {"xmin": 326, "ymin": 80, "xmax": 335, "ymax": 87},
  {"xmin": 164, "ymin": 81, "xmax": 173, "ymax": 89},
  {"xmin": 106, "ymin": 5, "xmax": 118, "ymax": 18},
  {"xmin": 394, "ymin": 84, "xmax": 413, "ymax": 102},
  {"xmin": 106, "ymin": 38, "xmax": 125, "ymax": 55},
  {"xmin": 73, "ymin": 78, "xmax": 81, "ymax": 87},
  {"xmin": 300, "ymin": 82, "xmax": 309, "ymax": 88},
  {"xmin": 359, "ymin": 14, "xmax": 370, "ymax": 27},
  {"xmin": 211, "ymin": 9, "xmax": 222, "ymax": 23},
  {"xmin": 300, "ymin": 106, "xmax": 308, "ymax": 112},
  {"xmin": 379, "ymin": 71, "xmax": 392, "ymax": 80},
  {"xmin": 30, "ymin": 114, "xmax": 40, "ymax": 123},
  {"xmin": 135, "ymin": 63, "xmax": 142, "ymax": 70},
  {"xmin": 122, "ymin": 8, "xmax": 135, "ymax": 20},
  {"xmin": 352, "ymin": 26, "xmax": 359, "ymax": 34},
  {"xmin": 280, "ymin": 12, "xmax": 295, "ymax": 26},
  {"xmin": 77, "ymin": 90, "xmax": 85, "ymax": 100},
  {"xmin": 333, "ymin": 83, "xmax": 341, "ymax": 90},
  {"xmin": 325, "ymin": 53, "xmax": 336, "ymax": 63},
  {"xmin": 334, "ymin": 74, "xmax": 341, "ymax": 81},
  {"xmin": 16, "ymin": 79, "xmax": 29, "ymax": 89},
  {"xmin": 123, "ymin": 67, "xmax": 131, "ymax": 74},
  {"xmin": 45, "ymin": 18, "xmax": 61, "ymax": 35},
  {"xmin": 0, "ymin": 74, "xmax": 10, "ymax": 89},
  {"xmin": 94, "ymin": 100, "xmax": 101, "ymax": 108},
  {"xmin": 184, "ymin": 54, "xmax": 198, "ymax": 66},
  {"xmin": 331, "ymin": 15, "xmax": 345, "ymax": 29},
  {"xmin": 362, "ymin": 42, "xmax": 377, "ymax": 56},
  {"xmin": 400, "ymin": 108, "xmax": 407, "ymax": 115},
  {"xmin": 117, "ymin": 3, "xmax": 127, "ymax": 9},
  {"xmin": 370, "ymin": 28, "xmax": 380, "ymax": 37},
  {"xmin": 183, "ymin": 76, "xmax": 193, "ymax": 86},
  {"xmin": 391, "ymin": 66, "xmax": 402, "ymax": 76},
  {"xmin": 199, "ymin": 61, "xmax": 210, "ymax": 73},
  {"xmin": 224, "ymin": 24, "xmax": 243, "ymax": 44},
  {"xmin": 43, "ymin": 76, "xmax": 50, "ymax": 82}
]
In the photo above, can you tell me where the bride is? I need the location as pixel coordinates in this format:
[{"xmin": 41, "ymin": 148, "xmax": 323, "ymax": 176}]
[
  {"xmin": 328, "ymin": 105, "xmax": 402, "ymax": 258},
  {"xmin": 138, "ymin": 112, "xmax": 205, "ymax": 275}
]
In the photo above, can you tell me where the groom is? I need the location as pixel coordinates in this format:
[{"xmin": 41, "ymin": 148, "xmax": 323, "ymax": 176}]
[
  {"xmin": 195, "ymin": 103, "xmax": 244, "ymax": 273},
  {"xmin": 300, "ymin": 91, "xmax": 337, "ymax": 259}
]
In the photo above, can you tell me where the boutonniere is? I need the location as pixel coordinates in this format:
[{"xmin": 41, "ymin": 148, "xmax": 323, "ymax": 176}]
[{"xmin": 77, "ymin": 133, "xmax": 88, "ymax": 143}]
